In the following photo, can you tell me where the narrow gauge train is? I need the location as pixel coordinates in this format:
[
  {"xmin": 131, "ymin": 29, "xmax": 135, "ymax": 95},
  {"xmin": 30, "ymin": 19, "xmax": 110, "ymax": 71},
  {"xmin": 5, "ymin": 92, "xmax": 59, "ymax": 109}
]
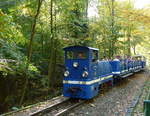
[{"xmin": 63, "ymin": 46, "xmax": 146, "ymax": 99}]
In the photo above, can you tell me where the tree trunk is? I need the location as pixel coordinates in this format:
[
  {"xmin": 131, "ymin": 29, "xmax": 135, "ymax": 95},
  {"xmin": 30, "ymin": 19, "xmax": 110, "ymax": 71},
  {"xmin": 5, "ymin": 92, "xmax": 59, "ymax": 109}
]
[
  {"xmin": 127, "ymin": 36, "xmax": 131, "ymax": 56},
  {"xmin": 48, "ymin": 0, "xmax": 54, "ymax": 91},
  {"xmin": 127, "ymin": 27, "xmax": 131, "ymax": 56},
  {"xmin": 19, "ymin": 0, "xmax": 43, "ymax": 105},
  {"xmin": 111, "ymin": 0, "xmax": 115, "ymax": 58},
  {"xmin": 133, "ymin": 45, "xmax": 136, "ymax": 55},
  {"xmin": 51, "ymin": 3, "xmax": 58, "ymax": 88},
  {"xmin": 85, "ymin": 0, "xmax": 88, "ymax": 18},
  {"xmin": 106, "ymin": 0, "xmax": 115, "ymax": 58}
]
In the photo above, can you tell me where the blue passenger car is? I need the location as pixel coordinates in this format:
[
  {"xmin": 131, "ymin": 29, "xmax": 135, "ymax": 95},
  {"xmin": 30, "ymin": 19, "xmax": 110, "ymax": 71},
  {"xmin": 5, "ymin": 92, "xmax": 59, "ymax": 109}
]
[
  {"xmin": 63, "ymin": 46, "xmax": 113, "ymax": 99},
  {"xmin": 132, "ymin": 55, "xmax": 146, "ymax": 72},
  {"xmin": 110, "ymin": 59, "xmax": 133, "ymax": 78}
]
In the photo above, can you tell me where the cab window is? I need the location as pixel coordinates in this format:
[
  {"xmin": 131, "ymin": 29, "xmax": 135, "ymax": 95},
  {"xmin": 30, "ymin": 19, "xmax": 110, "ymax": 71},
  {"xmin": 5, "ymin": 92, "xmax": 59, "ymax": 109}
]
[
  {"xmin": 67, "ymin": 51, "xmax": 87, "ymax": 59},
  {"xmin": 92, "ymin": 50, "xmax": 98, "ymax": 62},
  {"xmin": 67, "ymin": 51, "xmax": 74, "ymax": 59}
]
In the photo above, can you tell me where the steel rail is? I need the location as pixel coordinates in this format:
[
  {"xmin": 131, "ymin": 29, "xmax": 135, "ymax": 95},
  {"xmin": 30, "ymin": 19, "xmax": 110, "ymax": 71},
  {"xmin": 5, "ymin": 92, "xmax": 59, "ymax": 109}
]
[
  {"xmin": 54, "ymin": 100, "xmax": 85, "ymax": 116},
  {"xmin": 2, "ymin": 95, "xmax": 68, "ymax": 116},
  {"xmin": 32, "ymin": 99, "xmax": 85, "ymax": 116},
  {"xmin": 30, "ymin": 97, "xmax": 70, "ymax": 116}
]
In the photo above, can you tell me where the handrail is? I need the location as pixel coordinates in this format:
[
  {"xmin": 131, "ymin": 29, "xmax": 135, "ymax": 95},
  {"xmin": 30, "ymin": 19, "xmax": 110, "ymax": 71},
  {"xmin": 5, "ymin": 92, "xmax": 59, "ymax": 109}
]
[{"xmin": 144, "ymin": 90, "xmax": 150, "ymax": 116}]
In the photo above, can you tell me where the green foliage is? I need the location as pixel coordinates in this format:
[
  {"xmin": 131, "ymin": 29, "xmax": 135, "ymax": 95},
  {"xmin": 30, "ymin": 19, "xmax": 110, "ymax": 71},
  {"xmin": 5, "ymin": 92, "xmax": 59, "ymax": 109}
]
[
  {"xmin": 0, "ymin": 37, "xmax": 40, "ymax": 79},
  {"xmin": 58, "ymin": 0, "xmax": 89, "ymax": 45},
  {"xmin": 0, "ymin": 0, "xmax": 150, "ymax": 114},
  {"xmin": 88, "ymin": 0, "xmax": 150, "ymax": 58},
  {"xmin": 0, "ymin": 39, "xmax": 24, "ymax": 60},
  {"xmin": 0, "ymin": 9, "xmax": 26, "ymax": 45}
]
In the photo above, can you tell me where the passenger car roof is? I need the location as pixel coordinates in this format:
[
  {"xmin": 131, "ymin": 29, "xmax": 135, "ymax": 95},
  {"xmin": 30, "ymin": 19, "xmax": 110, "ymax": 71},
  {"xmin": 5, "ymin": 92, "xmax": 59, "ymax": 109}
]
[{"xmin": 63, "ymin": 46, "xmax": 99, "ymax": 51}]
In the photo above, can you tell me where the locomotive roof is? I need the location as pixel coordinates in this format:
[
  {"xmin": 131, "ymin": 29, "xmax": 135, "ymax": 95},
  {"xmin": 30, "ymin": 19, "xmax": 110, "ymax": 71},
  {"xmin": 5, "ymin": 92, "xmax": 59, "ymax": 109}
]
[
  {"xmin": 63, "ymin": 46, "xmax": 99, "ymax": 51},
  {"xmin": 132, "ymin": 55, "xmax": 145, "ymax": 57}
]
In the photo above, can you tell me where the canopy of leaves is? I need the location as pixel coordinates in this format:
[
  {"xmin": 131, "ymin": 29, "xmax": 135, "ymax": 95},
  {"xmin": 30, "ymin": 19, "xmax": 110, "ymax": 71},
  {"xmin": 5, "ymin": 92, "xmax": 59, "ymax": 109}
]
[{"xmin": 0, "ymin": 0, "xmax": 150, "ymax": 114}]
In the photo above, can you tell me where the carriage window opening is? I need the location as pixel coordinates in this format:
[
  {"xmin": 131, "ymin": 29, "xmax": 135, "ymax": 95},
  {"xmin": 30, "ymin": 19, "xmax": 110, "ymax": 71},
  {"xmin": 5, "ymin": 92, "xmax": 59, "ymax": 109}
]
[
  {"xmin": 92, "ymin": 51, "xmax": 98, "ymax": 62},
  {"xmin": 67, "ymin": 51, "xmax": 87, "ymax": 59}
]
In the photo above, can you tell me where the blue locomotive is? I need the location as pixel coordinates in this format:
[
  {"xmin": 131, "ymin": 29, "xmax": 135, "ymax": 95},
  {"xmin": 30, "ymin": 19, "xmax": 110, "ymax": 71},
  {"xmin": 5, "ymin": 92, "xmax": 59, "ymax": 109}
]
[{"xmin": 63, "ymin": 46, "xmax": 146, "ymax": 99}]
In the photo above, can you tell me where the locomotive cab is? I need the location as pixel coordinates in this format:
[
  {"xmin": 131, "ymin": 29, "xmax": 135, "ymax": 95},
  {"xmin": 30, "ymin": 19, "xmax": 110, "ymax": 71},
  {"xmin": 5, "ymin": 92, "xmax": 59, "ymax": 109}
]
[
  {"xmin": 63, "ymin": 46, "xmax": 90, "ymax": 80},
  {"xmin": 63, "ymin": 46, "xmax": 99, "ymax": 99}
]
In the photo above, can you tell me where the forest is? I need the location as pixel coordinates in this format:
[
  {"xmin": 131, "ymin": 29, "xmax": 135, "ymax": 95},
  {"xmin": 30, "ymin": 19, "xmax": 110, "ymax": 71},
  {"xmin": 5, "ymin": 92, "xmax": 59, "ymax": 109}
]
[{"xmin": 0, "ymin": 0, "xmax": 150, "ymax": 114}]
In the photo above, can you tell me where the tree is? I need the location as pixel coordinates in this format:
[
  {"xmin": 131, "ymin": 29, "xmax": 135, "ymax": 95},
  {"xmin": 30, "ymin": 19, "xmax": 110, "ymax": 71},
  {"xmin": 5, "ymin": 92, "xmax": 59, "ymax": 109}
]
[{"xmin": 19, "ymin": 0, "xmax": 43, "ymax": 105}]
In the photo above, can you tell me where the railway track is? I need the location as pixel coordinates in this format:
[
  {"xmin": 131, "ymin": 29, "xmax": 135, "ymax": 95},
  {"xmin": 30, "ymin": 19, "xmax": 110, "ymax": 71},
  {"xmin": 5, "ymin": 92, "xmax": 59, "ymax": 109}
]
[
  {"xmin": 35, "ymin": 99, "xmax": 85, "ymax": 116},
  {"xmin": 3, "ymin": 73, "xmax": 146, "ymax": 116},
  {"xmin": 2, "ymin": 96, "xmax": 85, "ymax": 116},
  {"xmin": 2, "ymin": 96, "xmax": 68, "ymax": 116}
]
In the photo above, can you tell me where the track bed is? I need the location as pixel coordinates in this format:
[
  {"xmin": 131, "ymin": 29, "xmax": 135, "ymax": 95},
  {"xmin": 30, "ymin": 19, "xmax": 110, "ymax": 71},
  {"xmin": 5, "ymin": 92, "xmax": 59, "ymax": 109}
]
[{"xmin": 68, "ymin": 71, "xmax": 149, "ymax": 116}]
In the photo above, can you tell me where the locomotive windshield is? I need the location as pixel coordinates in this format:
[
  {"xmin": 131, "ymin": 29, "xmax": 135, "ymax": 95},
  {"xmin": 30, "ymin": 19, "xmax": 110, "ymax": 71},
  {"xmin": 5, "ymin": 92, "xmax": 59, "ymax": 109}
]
[{"xmin": 67, "ymin": 51, "xmax": 87, "ymax": 59}]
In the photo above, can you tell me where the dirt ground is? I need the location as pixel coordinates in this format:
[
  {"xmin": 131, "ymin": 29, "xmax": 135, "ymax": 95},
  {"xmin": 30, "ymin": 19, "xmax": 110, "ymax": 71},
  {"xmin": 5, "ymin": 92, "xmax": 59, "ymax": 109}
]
[{"xmin": 68, "ymin": 71, "xmax": 149, "ymax": 116}]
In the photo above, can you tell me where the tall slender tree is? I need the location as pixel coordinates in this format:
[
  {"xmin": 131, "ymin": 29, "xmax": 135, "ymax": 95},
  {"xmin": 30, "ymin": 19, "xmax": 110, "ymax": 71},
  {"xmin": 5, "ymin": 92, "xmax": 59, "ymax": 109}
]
[
  {"xmin": 48, "ymin": 0, "xmax": 55, "ymax": 91},
  {"xmin": 19, "ymin": 0, "xmax": 43, "ymax": 105}
]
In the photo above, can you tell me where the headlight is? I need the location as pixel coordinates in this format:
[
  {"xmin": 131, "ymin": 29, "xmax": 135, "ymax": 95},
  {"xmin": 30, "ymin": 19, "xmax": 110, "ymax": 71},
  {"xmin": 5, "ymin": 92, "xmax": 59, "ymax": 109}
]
[
  {"xmin": 82, "ymin": 71, "xmax": 88, "ymax": 77},
  {"xmin": 64, "ymin": 71, "xmax": 69, "ymax": 77},
  {"xmin": 73, "ymin": 62, "xmax": 78, "ymax": 68}
]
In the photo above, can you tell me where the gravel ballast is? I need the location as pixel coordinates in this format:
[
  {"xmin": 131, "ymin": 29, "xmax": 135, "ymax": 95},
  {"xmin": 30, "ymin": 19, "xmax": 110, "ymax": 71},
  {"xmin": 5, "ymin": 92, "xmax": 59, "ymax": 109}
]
[{"xmin": 68, "ymin": 71, "xmax": 149, "ymax": 116}]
